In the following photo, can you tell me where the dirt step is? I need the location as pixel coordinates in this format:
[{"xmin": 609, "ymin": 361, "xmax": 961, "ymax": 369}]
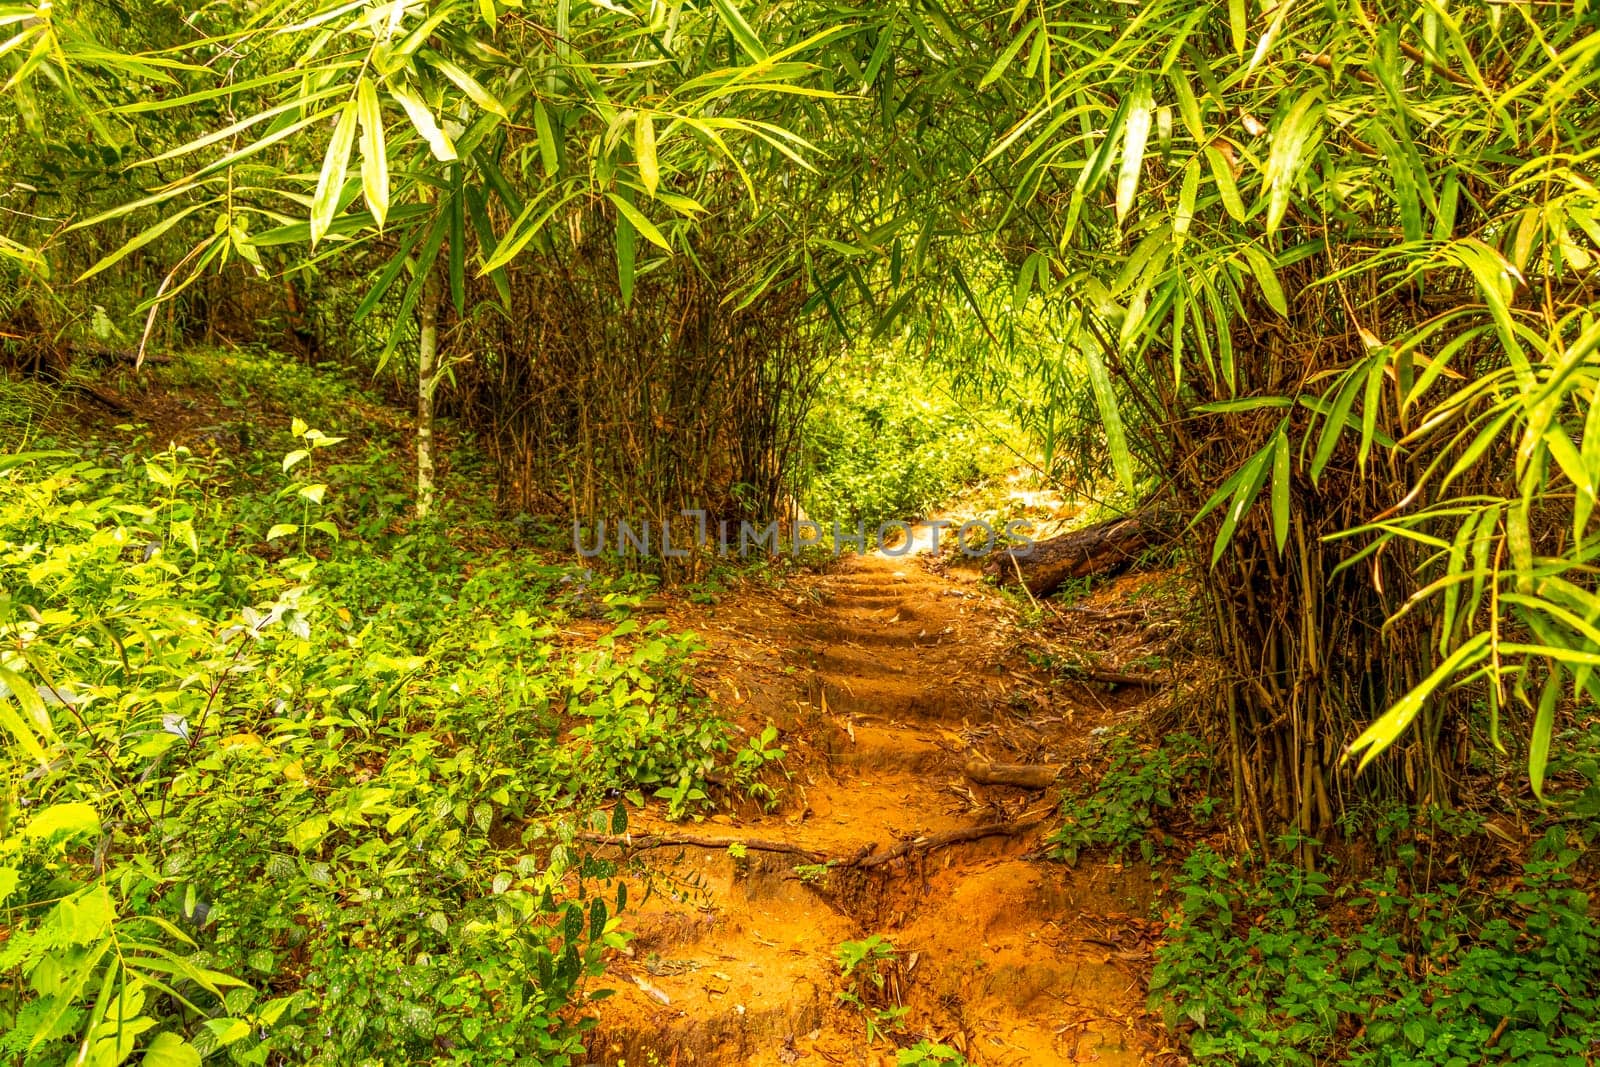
[
  {"xmin": 796, "ymin": 621, "xmax": 951, "ymax": 648},
  {"xmin": 820, "ymin": 570, "xmax": 944, "ymax": 587},
  {"xmin": 818, "ymin": 592, "xmax": 923, "ymax": 610},
  {"xmin": 808, "ymin": 676, "xmax": 968, "ymax": 720},
  {"xmin": 817, "ymin": 721, "xmax": 950, "ymax": 775},
  {"xmin": 801, "ymin": 644, "xmax": 911, "ymax": 677}
]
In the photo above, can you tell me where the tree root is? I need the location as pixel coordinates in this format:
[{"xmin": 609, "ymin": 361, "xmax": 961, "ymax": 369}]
[{"xmin": 578, "ymin": 810, "xmax": 1051, "ymax": 870}]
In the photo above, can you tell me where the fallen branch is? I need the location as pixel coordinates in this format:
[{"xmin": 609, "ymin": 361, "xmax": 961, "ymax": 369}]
[
  {"xmin": 576, "ymin": 831, "xmax": 826, "ymax": 864},
  {"xmin": 1077, "ymin": 667, "xmax": 1162, "ymax": 688},
  {"xmin": 576, "ymin": 811, "xmax": 1052, "ymax": 872},
  {"xmin": 852, "ymin": 811, "xmax": 1050, "ymax": 869},
  {"xmin": 963, "ymin": 760, "xmax": 1063, "ymax": 790}
]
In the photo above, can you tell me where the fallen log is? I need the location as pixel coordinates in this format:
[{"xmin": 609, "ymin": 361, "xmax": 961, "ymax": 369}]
[
  {"xmin": 963, "ymin": 760, "xmax": 1063, "ymax": 789},
  {"xmin": 988, "ymin": 513, "xmax": 1155, "ymax": 597}
]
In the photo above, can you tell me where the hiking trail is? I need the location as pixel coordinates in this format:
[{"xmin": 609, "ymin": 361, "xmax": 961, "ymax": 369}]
[{"xmin": 583, "ymin": 537, "xmax": 1166, "ymax": 1065}]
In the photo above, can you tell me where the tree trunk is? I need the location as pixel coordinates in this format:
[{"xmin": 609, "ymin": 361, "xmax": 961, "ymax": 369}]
[
  {"xmin": 987, "ymin": 513, "xmax": 1154, "ymax": 596},
  {"xmin": 416, "ymin": 268, "xmax": 440, "ymax": 520}
]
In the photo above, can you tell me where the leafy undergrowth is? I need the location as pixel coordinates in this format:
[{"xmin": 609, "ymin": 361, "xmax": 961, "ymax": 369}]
[
  {"xmin": 0, "ymin": 405, "xmax": 769, "ymax": 1062},
  {"xmin": 1050, "ymin": 726, "xmax": 1600, "ymax": 1065},
  {"xmin": 1049, "ymin": 729, "xmax": 1216, "ymax": 867},
  {"xmin": 1151, "ymin": 832, "xmax": 1600, "ymax": 1066}
]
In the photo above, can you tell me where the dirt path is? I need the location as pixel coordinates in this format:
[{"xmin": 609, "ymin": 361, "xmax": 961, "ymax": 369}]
[{"xmin": 583, "ymin": 546, "xmax": 1163, "ymax": 1065}]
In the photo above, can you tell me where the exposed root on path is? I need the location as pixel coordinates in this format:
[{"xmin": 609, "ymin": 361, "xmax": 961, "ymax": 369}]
[{"xmin": 580, "ymin": 812, "xmax": 1048, "ymax": 872}]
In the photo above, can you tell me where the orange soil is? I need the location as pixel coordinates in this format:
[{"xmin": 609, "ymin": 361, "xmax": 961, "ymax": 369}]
[{"xmin": 581, "ymin": 548, "xmax": 1170, "ymax": 1066}]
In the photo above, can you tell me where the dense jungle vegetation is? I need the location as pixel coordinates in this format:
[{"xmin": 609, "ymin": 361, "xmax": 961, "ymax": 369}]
[{"xmin": 4, "ymin": 0, "xmax": 1600, "ymax": 1064}]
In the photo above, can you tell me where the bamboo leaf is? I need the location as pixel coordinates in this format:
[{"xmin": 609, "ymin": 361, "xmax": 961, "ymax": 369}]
[
  {"xmin": 635, "ymin": 111, "xmax": 659, "ymax": 197},
  {"xmin": 357, "ymin": 79, "xmax": 389, "ymax": 229},
  {"xmin": 430, "ymin": 56, "xmax": 508, "ymax": 119},
  {"xmin": 311, "ymin": 101, "xmax": 359, "ymax": 247},
  {"xmin": 391, "ymin": 84, "xmax": 456, "ymax": 161},
  {"xmin": 1116, "ymin": 77, "xmax": 1153, "ymax": 223},
  {"xmin": 1083, "ymin": 342, "xmax": 1135, "ymax": 493},
  {"xmin": 534, "ymin": 100, "xmax": 559, "ymax": 177},
  {"xmin": 1347, "ymin": 633, "xmax": 1492, "ymax": 772},
  {"xmin": 606, "ymin": 192, "xmax": 672, "ymax": 252},
  {"xmin": 1271, "ymin": 423, "xmax": 1291, "ymax": 553},
  {"xmin": 710, "ymin": 0, "xmax": 768, "ymax": 61},
  {"xmin": 1205, "ymin": 145, "xmax": 1246, "ymax": 222}
]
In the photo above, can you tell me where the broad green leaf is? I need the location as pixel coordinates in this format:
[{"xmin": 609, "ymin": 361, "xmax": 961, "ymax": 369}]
[
  {"xmin": 1263, "ymin": 93, "xmax": 1322, "ymax": 237},
  {"xmin": 78, "ymin": 202, "xmax": 211, "ymax": 282},
  {"xmin": 1205, "ymin": 145, "xmax": 1246, "ymax": 222},
  {"xmin": 1240, "ymin": 243, "xmax": 1287, "ymax": 316},
  {"xmin": 1083, "ymin": 342, "xmax": 1135, "ymax": 492},
  {"xmin": 430, "ymin": 57, "xmax": 508, "ymax": 119},
  {"xmin": 142, "ymin": 1032, "xmax": 201, "ymax": 1067},
  {"xmin": 24, "ymin": 802, "xmax": 100, "ymax": 840},
  {"xmin": 534, "ymin": 100, "xmax": 558, "ymax": 177},
  {"xmin": 1271, "ymin": 424, "xmax": 1291, "ymax": 553},
  {"xmin": 1347, "ymin": 633, "xmax": 1491, "ymax": 771},
  {"xmin": 1173, "ymin": 158, "xmax": 1199, "ymax": 246}
]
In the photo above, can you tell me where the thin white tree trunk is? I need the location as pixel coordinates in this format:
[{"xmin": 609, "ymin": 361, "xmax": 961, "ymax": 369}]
[{"xmin": 416, "ymin": 267, "xmax": 440, "ymax": 519}]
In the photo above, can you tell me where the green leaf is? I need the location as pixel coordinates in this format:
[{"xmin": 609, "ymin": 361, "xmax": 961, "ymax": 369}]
[
  {"xmin": 1116, "ymin": 77, "xmax": 1153, "ymax": 223},
  {"xmin": 534, "ymin": 100, "xmax": 559, "ymax": 177},
  {"xmin": 203, "ymin": 1019, "xmax": 252, "ymax": 1047},
  {"xmin": 391, "ymin": 85, "xmax": 456, "ymax": 161},
  {"xmin": 1271, "ymin": 424, "xmax": 1291, "ymax": 553},
  {"xmin": 616, "ymin": 210, "xmax": 636, "ymax": 304},
  {"xmin": 1240, "ymin": 243, "xmax": 1287, "ymax": 316},
  {"xmin": 1263, "ymin": 93, "xmax": 1322, "ymax": 237},
  {"xmin": 710, "ymin": 0, "xmax": 769, "ymax": 62},
  {"xmin": 606, "ymin": 192, "xmax": 672, "ymax": 252},
  {"xmin": 1205, "ymin": 145, "xmax": 1246, "ymax": 222},
  {"xmin": 431, "ymin": 56, "xmax": 508, "ymax": 119},
  {"xmin": 357, "ymin": 79, "xmax": 390, "ymax": 228},
  {"xmin": 1347, "ymin": 633, "xmax": 1491, "ymax": 772},
  {"xmin": 1083, "ymin": 343, "xmax": 1135, "ymax": 492},
  {"xmin": 266, "ymin": 523, "xmax": 299, "ymax": 541},
  {"xmin": 311, "ymin": 101, "xmax": 359, "ymax": 246},
  {"xmin": 635, "ymin": 111, "xmax": 659, "ymax": 197},
  {"xmin": 1529, "ymin": 670, "xmax": 1560, "ymax": 800},
  {"xmin": 24, "ymin": 802, "xmax": 100, "ymax": 840},
  {"xmin": 142, "ymin": 1032, "xmax": 201, "ymax": 1067}
]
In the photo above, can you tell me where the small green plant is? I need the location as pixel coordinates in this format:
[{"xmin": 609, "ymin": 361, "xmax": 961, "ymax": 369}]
[
  {"xmin": 835, "ymin": 935, "xmax": 908, "ymax": 1045},
  {"xmin": 731, "ymin": 723, "xmax": 787, "ymax": 808},
  {"xmin": 1050, "ymin": 730, "xmax": 1211, "ymax": 865},
  {"xmin": 897, "ymin": 1040, "xmax": 970, "ymax": 1066}
]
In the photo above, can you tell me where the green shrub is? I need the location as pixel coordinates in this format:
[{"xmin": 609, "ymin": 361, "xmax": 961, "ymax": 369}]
[
  {"xmin": 1150, "ymin": 832, "xmax": 1600, "ymax": 1065},
  {"xmin": 0, "ymin": 428, "xmax": 744, "ymax": 1063}
]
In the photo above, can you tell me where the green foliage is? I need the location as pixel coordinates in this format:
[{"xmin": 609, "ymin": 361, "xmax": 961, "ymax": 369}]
[
  {"xmin": 0, "ymin": 421, "xmax": 755, "ymax": 1062},
  {"xmin": 895, "ymin": 1041, "xmax": 969, "ymax": 1067},
  {"xmin": 799, "ymin": 350, "xmax": 1013, "ymax": 531},
  {"xmin": 834, "ymin": 935, "xmax": 907, "ymax": 1046},
  {"xmin": 1151, "ymin": 834, "xmax": 1600, "ymax": 1065},
  {"xmin": 1050, "ymin": 732, "xmax": 1212, "ymax": 866}
]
